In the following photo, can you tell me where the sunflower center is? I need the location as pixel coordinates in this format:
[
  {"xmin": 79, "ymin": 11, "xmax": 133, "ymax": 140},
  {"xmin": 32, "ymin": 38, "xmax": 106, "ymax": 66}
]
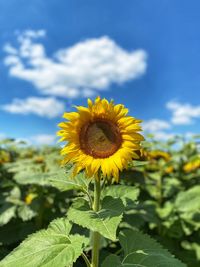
[{"xmin": 80, "ymin": 119, "xmax": 122, "ymax": 158}]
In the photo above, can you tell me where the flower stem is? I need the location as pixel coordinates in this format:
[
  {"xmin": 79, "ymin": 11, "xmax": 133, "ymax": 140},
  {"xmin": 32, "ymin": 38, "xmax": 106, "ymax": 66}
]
[
  {"xmin": 81, "ymin": 252, "xmax": 91, "ymax": 267},
  {"xmin": 92, "ymin": 176, "xmax": 101, "ymax": 267}
]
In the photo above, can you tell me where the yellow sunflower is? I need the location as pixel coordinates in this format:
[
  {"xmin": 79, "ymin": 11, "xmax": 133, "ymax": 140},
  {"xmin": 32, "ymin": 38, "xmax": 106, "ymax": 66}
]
[
  {"xmin": 25, "ymin": 193, "xmax": 36, "ymax": 205},
  {"xmin": 147, "ymin": 150, "xmax": 171, "ymax": 162},
  {"xmin": 183, "ymin": 158, "xmax": 200, "ymax": 173},
  {"xmin": 57, "ymin": 97, "xmax": 144, "ymax": 182}
]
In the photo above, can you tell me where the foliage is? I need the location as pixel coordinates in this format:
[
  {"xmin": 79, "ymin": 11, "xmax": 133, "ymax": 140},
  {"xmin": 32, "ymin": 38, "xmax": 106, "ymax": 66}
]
[
  {"xmin": 68, "ymin": 196, "xmax": 124, "ymax": 241},
  {"xmin": 122, "ymin": 134, "xmax": 200, "ymax": 267},
  {"xmin": 102, "ymin": 229, "xmax": 185, "ymax": 267},
  {"xmin": 0, "ymin": 136, "xmax": 199, "ymax": 266},
  {"xmin": 0, "ymin": 218, "xmax": 88, "ymax": 267}
]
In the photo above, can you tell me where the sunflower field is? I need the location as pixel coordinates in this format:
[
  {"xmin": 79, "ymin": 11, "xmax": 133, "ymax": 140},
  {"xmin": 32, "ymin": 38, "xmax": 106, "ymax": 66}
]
[
  {"xmin": 0, "ymin": 96, "xmax": 199, "ymax": 267},
  {"xmin": 0, "ymin": 134, "xmax": 199, "ymax": 267}
]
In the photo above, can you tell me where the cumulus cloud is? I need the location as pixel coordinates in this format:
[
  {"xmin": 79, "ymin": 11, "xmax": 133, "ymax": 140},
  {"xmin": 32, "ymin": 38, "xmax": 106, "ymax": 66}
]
[
  {"xmin": 151, "ymin": 131, "xmax": 175, "ymax": 140},
  {"xmin": 142, "ymin": 100, "xmax": 200, "ymax": 140},
  {"xmin": 142, "ymin": 119, "xmax": 173, "ymax": 140},
  {"xmin": 17, "ymin": 29, "xmax": 46, "ymax": 39},
  {"xmin": 1, "ymin": 97, "xmax": 65, "ymax": 118},
  {"xmin": 30, "ymin": 134, "xmax": 56, "ymax": 145},
  {"xmin": 167, "ymin": 100, "xmax": 200, "ymax": 125},
  {"xmin": 4, "ymin": 30, "xmax": 147, "ymax": 98},
  {"xmin": 4, "ymin": 43, "xmax": 18, "ymax": 55},
  {"xmin": 143, "ymin": 119, "xmax": 171, "ymax": 132},
  {"xmin": 0, "ymin": 133, "xmax": 6, "ymax": 140}
]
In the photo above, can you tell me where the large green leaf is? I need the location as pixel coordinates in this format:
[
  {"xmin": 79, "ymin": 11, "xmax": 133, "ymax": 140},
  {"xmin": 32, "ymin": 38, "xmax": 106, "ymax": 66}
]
[
  {"xmin": 102, "ymin": 185, "xmax": 139, "ymax": 207},
  {"xmin": 13, "ymin": 171, "xmax": 62, "ymax": 186},
  {"xmin": 68, "ymin": 196, "xmax": 124, "ymax": 241},
  {"xmin": 175, "ymin": 185, "xmax": 200, "ymax": 213},
  {"xmin": 0, "ymin": 218, "xmax": 88, "ymax": 267},
  {"xmin": 6, "ymin": 157, "xmax": 64, "ymax": 186},
  {"xmin": 50, "ymin": 171, "xmax": 91, "ymax": 192},
  {"xmin": 176, "ymin": 185, "xmax": 200, "ymax": 234},
  {"xmin": 102, "ymin": 229, "xmax": 186, "ymax": 267}
]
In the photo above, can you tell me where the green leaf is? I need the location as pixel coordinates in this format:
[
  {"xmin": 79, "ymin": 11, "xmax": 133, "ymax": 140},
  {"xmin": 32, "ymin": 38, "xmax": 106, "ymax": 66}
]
[
  {"xmin": 156, "ymin": 201, "xmax": 174, "ymax": 219},
  {"xmin": 101, "ymin": 254, "xmax": 121, "ymax": 266},
  {"xmin": 17, "ymin": 205, "xmax": 36, "ymax": 222},
  {"xmin": 6, "ymin": 159, "xmax": 41, "ymax": 174},
  {"xmin": 68, "ymin": 196, "xmax": 125, "ymax": 241},
  {"xmin": 0, "ymin": 205, "xmax": 16, "ymax": 226},
  {"xmin": 175, "ymin": 185, "xmax": 200, "ymax": 213},
  {"xmin": 4, "ymin": 187, "xmax": 23, "ymax": 206},
  {"xmin": 6, "ymin": 187, "xmax": 21, "ymax": 202},
  {"xmin": 50, "ymin": 171, "xmax": 90, "ymax": 192},
  {"xmin": 181, "ymin": 241, "xmax": 200, "ymax": 260},
  {"xmin": 13, "ymin": 171, "xmax": 60, "ymax": 186},
  {"xmin": 102, "ymin": 229, "xmax": 186, "ymax": 267},
  {"xmin": 0, "ymin": 218, "xmax": 88, "ymax": 267},
  {"xmin": 102, "ymin": 185, "xmax": 139, "ymax": 207},
  {"xmin": 132, "ymin": 160, "xmax": 149, "ymax": 166},
  {"xmin": 7, "ymin": 158, "xmax": 64, "ymax": 186}
]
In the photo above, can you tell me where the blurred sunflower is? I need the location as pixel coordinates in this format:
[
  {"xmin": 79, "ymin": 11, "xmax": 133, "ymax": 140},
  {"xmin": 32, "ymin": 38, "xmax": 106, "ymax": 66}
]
[
  {"xmin": 165, "ymin": 165, "xmax": 174, "ymax": 174},
  {"xmin": 25, "ymin": 193, "xmax": 36, "ymax": 205},
  {"xmin": 147, "ymin": 150, "xmax": 171, "ymax": 162},
  {"xmin": 58, "ymin": 97, "xmax": 144, "ymax": 181},
  {"xmin": 0, "ymin": 150, "xmax": 11, "ymax": 164},
  {"xmin": 183, "ymin": 158, "xmax": 200, "ymax": 173},
  {"xmin": 34, "ymin": 156, "xmax": 45, "ymax": 164}
]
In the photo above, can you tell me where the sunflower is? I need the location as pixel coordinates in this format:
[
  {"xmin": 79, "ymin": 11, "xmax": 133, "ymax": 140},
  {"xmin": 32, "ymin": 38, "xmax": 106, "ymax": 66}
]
[
  {"xmin": 0, "ymin": 150, "xmax": 11, "ymax": 164},
  {"xmin": 147, "ymin": 150, "xmax": 171, "ymax": 162},
  {"xmin": 165, "ymin": 165, "xmax": 174, "ymax": 174},
  {"xmin": 25, "ymin": 193, "xmax": 36, "ymax": 205},
  {"xmin": 57, "ymin": 97, "xmax": 144, "ymax": 182},
  {"xmin": 183, "ymin": 158, "xmax": 200, "ymax": 173}
]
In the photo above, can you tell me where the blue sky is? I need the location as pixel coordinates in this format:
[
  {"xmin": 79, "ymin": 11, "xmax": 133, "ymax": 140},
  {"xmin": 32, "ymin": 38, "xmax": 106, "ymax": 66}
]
[{"xmin": 0, "ymin": 0, "xmax": 200, "ymax": 144}]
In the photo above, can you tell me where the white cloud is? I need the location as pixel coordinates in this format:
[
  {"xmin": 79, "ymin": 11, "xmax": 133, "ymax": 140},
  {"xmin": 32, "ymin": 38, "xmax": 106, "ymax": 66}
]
[
  {"xmin": 16, "ymin": 29, "xmax": 46, "ymax": 40},
  {"xmin": 30, "ymin": 134, "xmax": 56, "ymax": 145},
  {"xmin": 143, "ymin": 119, "xmax": 171, "ymax": 132},
  {"xmin": 4, "ymin": 30, "xmax": 147, "ymax": 98},
  {"xmin": 1, "ymin": 97, "xmax": 65, "ymax": 118},
  {"xmin": 143, "ymin": 119, "xmax": 173, "ymax": 140},
  {"xmin": 0, "ymin": 133, "xmax": 6, "ymax": 140},
  {"xmin": 142, "ymin": 100, "xmax": 200, "ymax": 140},
  {"xmin": 167, "ymin": 100, "xmax": 200, "ymax": 125},
  {"xmin": 151, "ymin": 131, "xmax": 198, "ymax": 141},
  {"xmin": 4, "ymin": 43, "xmax": 18, "ymax": 55},
  {"xmin": 151, "ymin": 131, "xmax": 175, "ymax": 140}
]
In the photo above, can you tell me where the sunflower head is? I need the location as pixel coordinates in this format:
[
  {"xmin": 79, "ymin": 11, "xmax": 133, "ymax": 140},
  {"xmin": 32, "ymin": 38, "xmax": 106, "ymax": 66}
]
[
  {"xmin": 183, "ymin": 158, "xmax": 200, "ymax": 173},
  {"xmin": 165, "ymin": 165, "xmax": 174, "ymax": 174},
  {"xmin": 147, "ymin": 150, "xmax": 171, "ymax": 162},
  {"xmin": 0, "ymin": 150, "xmax": 11, "ymax": 164},
  {"xmin": 25, "ymin": 193, "xmax": 36, "ymax": 205},
  {"xmin": 57, "ymin": 97, "xmax": 144, "ymax": 182},
  {"xmin": 34, "ymin": 156, "xmax": 45, "ymax": 164}
]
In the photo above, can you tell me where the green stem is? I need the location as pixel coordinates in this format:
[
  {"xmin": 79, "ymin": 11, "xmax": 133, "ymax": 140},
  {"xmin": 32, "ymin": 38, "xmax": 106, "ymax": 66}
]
[
  {"xmin": 81, "ymin": 252, "xmax": 91, "ymax": 267},
  {"xmin": 157, "ymin": 172, "xmax": 163, "ymax": 235},
  {"xmin": 84, "ymin": 189, "xmax": 93, "ymax": 209},
  {"xmin": 92, "ymin": 176, "xmax": 101, "ymax": 267},
  {"xmin": 157, "ymin": 175, "xmax": 163, "ymax": 206}
]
